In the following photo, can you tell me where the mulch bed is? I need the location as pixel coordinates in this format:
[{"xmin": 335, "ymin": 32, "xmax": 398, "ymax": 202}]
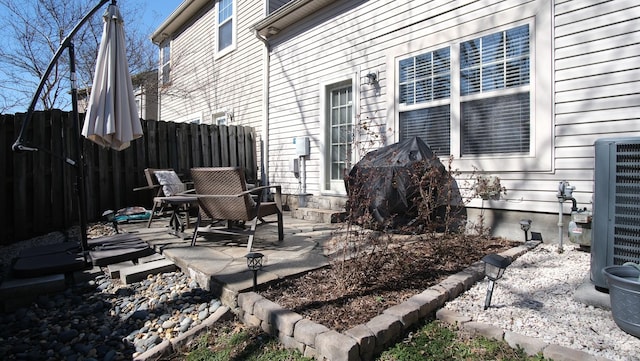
[{"xmin": 259, "ymin": 233, "xmax": 517, "ymax": 332}]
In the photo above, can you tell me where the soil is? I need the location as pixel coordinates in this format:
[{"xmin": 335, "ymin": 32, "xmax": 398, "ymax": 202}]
[{"xmin": 259, "ymin": 232, "xmax": 517, "ymax": 332}]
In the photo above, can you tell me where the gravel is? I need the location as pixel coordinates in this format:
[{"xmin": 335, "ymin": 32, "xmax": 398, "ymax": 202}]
[
  {"xmin": 444, "ymin": 243, "xmax": 640, "ymax": 361},
  {"xmin": 0, "ymin": 226, "xmax": 221, "ymax": 360}
]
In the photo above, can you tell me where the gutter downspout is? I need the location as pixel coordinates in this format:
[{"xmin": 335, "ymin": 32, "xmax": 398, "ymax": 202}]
[{"xmin": 254, "ymin": 31, "xmax": 270, "ymax": 190}]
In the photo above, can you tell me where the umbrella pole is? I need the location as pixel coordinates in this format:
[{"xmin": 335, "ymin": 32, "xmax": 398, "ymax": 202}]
[{"xmin": 69, "ymin": 43, "xmax": 90, "ymax": 262}]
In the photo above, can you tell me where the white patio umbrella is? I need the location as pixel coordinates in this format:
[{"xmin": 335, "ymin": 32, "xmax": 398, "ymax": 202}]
[{"xmin": 82, "ymin": 3, "xmax": 142, "ymax": 150}]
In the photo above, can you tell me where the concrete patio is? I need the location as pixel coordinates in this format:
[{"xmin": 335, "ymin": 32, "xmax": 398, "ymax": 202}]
[{"xmin": 116, "ymin": 212, "xmax": 343, "ymax": 306}]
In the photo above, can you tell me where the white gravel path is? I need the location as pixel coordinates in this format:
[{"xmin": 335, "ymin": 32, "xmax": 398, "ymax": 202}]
[{"xmin": 444, "ymin": 243, "xmax": 640, "ymax": 361}]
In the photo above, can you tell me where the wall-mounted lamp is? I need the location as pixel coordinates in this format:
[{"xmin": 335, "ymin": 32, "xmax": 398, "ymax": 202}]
[
  {"xmin": 365, "ymin": 71, "xmax": 378, "ymax": 85},
  {"xmin": 245, "ymin": 252, "xmax": 264, "ymax": 291},
  {"xmin": 519, "ymin": 219, "xmax": 532, "ymax": 242},
  {"xmin": 482, "ymin": 253, "xmax": 511, "ymax": 310}
]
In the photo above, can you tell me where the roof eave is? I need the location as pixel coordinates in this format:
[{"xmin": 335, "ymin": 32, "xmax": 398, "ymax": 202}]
[
  {"xmin": 150, "ymin": 0, "xmax": 209, "ymax": 44},
  {"xmin": 253, "ymin": 0, "xmax": 337, "ymax": 38}
]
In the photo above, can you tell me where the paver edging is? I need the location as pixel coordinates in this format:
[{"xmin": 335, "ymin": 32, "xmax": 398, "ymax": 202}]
[
  {"xmin": 232, "ymin": 242, "xmax": 542, "ymax": 361},
  {"xmin": 235, "ymin": 265, "xmax": 492, "ymax": 360}
]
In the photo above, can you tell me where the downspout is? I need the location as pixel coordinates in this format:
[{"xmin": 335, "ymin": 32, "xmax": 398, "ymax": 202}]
[{"xmin": 254, "ymin": 31, "xmax": 270, "ymax": 189}]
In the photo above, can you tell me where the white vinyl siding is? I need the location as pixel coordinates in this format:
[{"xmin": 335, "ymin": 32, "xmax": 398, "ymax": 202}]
[
  {"xmin": 258, "ymin": 0, "xmax": 640, "ymax": 218},
  {"xmin": 156, "ymin": 0, "xmax": 263, "ymax": 136}
]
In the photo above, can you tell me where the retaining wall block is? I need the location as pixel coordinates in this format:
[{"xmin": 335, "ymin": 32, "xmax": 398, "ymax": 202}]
[
  {"xmin": 273, "ymin": 309, "xmax": 304, "ymax": 337},
  {"xmin": 293, "ymin": 318, "xmax": 331, "ymax": 347},
  {"xmin": 504, "ymin": 331, "xmax": 548, "ymax": 356},
  {"xmin": 303, "ymin": 345, "xmax": 320, "ymax": 360},
  {"xmin": 365, "ymin": 313, "xmax": 403, "ymax": 354},
  {"xmin": 261, "ymin": 319, "xmax": 276, "ymax": 335},
  {"xmin": 464, "ymin": 260, "xmax": 486, "ymax": 282},
  {"xmin": 462, "ymin": 321, "xmax": 504, "ymax": 340},
  {"xmin": 279, "ymin": 332, "xmax": 306, "ymax": 354},
  {"xmin": 253, "ymin": 297, "xmax": 284, "ymax": 326},
  {"xmin": 237, "ymin": 292, "xmax": 263, "ymax": 314},
  {"xmin": 344, "ymin": 324, "xmax": 376, "ymax": 361},
  {"xmin": 438, "ymin": 275, "xmax": 466, "ymax": 299},
  {"xmin": 242, "ymin": 312, "xmax": 262, "ymax": 328},
  {"xmin": 316, "ymin": 330, "xmax": 360, "ymax": 361},
  {"xmin": 543, "ymin": 344, "xmax": 599, "ymax": 361},
  {"xmin": 435, "ymin": 309, "xmax": 471, "ymax": 325},
  {"xmin": 425, "ymin": 285, "xmax": 449, "ymax": 308},
  {"xmin": 405, "ymin": 289, "xmax": 445, "ymax": 318},
  {"xmin": 382, "ymin": 302, "xmax": 420, "ymax": 329}
]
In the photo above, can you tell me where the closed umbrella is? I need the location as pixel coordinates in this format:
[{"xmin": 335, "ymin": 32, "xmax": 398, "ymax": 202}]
[{"xmin": 82, "ymin": 3, "xmax": 142, "ymax": 150}]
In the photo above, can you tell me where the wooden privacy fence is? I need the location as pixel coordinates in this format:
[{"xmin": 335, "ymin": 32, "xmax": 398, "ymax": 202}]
[{"xmin": 0, "ymin": 110, "xmax": 257, "ymax": 245}]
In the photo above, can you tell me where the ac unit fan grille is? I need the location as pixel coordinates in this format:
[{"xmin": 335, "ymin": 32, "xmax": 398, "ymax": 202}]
[{"xmin": 612, "ymin": 143, "xmax": 640, "ymax": 265}]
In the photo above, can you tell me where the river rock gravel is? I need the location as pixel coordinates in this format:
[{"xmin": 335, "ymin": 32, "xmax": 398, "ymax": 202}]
[
  {"xmin": 0, "ymin": 227, "xmax": 221, "ymax": 360},
  {"xmin": 444, "ymin": 243, "xmax": 640, "ymax": 361}
]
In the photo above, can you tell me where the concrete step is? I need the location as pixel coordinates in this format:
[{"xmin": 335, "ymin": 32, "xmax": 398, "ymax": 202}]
[
  {"xmin": 107, "ymin": 253, "xmax": 167, "ymax": 279},
  {"xmin": 119, "ymin": 259, "xmax": 177, "ymax": 284},
  {"xmin": 291, "ymin": 207, "xmax": 346, "ymax": 223},
  {"xmin": 0, "ymin": 274, "xmax": 66, "ymax": 312}
]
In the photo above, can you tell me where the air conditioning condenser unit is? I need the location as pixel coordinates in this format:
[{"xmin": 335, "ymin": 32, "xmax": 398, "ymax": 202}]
[{"xmin": 590, "ymin": 137, "xmax": 640, "ymax": 289}]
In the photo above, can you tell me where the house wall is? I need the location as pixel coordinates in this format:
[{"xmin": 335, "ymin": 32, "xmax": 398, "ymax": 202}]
[
  {"xmin": 159, "ymin": 1, "xmax": 265, "ymax": 134},
  {"xmin": 265, "ymin": 0, "xmax": 640, "ymax": 236}
]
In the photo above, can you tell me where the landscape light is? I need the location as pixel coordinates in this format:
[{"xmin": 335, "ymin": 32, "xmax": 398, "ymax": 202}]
[
  {"xmin": 245, "ymin": 252, "xmax": 264, "ymax": 291},
  {"xmin": 519, "ymin": 219, "xmax": 532, "ymax": 242},
  {"xmin": 482, "ymin": 253, "xmax": 511, "ymax": 310}
]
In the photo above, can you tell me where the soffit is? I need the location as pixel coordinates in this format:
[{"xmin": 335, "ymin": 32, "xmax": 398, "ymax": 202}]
[{"xmin": 254, "ymin": 0, "xmax": 338, "ymax": 38}]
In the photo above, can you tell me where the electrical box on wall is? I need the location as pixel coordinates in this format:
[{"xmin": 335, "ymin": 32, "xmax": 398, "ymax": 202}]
[{"xmin": 294, "ymin": 137, "xmax": 310, "ymax": 156}]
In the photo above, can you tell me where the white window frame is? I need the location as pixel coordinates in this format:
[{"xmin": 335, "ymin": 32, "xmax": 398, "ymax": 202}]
[
  {"xmin": 211, "ymin": 108, "xmax": 233, "ymax": 125},
  {"xmin": 215, "ymin": 0, "xmax": 237, "ymax": 58},
  {"xmin": 387, "ymin": 0, "xmax": 552, "ymax": 173},
  {"xmin": 160, "ymin": 40, "xmax": 171, "ymax": 85},
  {"xmin": 319, "ymin": 73, "xmax": 359, "ymax": 195}
]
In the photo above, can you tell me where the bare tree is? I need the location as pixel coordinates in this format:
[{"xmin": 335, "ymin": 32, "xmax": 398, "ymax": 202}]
[{"xmin": 0, "ymin": 0, "xmax": 156, "ymax": 113}]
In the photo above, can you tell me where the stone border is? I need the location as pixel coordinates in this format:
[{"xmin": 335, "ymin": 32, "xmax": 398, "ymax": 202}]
[
  {"xmin": 434, "ymin": 309, "xmax": 606, "ymax": 361},
  {"xmin": 235, "ymin": 242, "xmax": 538, "ymax": 361},
  {"xmin": 133, "ymin": 306, "xmax": 233, "ymax": 361}
]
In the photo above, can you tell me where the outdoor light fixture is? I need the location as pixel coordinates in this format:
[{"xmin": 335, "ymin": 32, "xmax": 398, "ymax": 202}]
[
  {"xmin": 519, "ymin": 219, "xmax": 532, "ymax": 242},
  {"xmin": 365, "ymin": 71, "xmax": 378, "ymax": 85},
  {"xmin": 245, "ymin": 252, "xmax": 264, "ymax": 291},
  {"xmin": 482, "ymin": 253, "xmax": 511, "ymax": 310}
]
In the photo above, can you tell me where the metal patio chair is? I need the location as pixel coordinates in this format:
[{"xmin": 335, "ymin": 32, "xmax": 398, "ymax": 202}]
[{"xmin": 190, "ymin": 167, "xmax": 283, "ymax": 251}]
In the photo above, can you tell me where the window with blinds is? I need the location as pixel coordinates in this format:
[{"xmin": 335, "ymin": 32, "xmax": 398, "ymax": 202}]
[
  {"xmin": 397, "ymin": 24, "xmax": 531, "ymax": 157},
  {"xmin": 460, "ymin": 25, "xmax": 530, "ymax": 155},
  {"xmin": 398, "ymin": 47, "xmax": 451, "ymax": 155}
]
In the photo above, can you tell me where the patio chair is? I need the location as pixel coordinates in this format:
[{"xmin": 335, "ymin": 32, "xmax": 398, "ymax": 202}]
[
  {"xmin": 134, "ymin": 168, "xmax": 194, "ymax": 228},
  {"xmin": 190, "ymin": 167, "xmax": 284, "ymax": 251}
]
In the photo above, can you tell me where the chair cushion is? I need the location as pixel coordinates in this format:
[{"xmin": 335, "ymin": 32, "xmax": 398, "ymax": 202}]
[{"xmin": 154, "ymin": 170, "xmax": 186, "ymax": 196}]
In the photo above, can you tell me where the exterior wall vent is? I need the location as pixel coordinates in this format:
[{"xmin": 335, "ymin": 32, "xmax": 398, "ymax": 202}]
[{"xmin": 590, "ymin": 137, "xmax": 640, "ymax": 289}]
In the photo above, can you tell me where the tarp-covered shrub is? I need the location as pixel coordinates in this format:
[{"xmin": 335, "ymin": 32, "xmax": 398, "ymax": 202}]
[{"xmin": 345, "ymin": 137, "xmax": 466, "ymax": 232}]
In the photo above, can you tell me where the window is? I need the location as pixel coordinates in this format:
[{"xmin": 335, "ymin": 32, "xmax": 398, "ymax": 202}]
[
  {"xmin": 399, "ymin": 24, "xmax": 531, "ymax": 157},
  {"xmin": 399, "ymin": 47, "xmax": 451, "ymax": 155},
  {"xmin": 217, "ymin": 0, "xmax": 235, "ymax": 54},
  {"xmin": 161, "ymin": 42, "xmax": 171, "ymax": 84},
  {"xmin": 329, "ymin": 85, "xmax": 353, "ymax": 182},
  {"xmin": 460, "ymin": 25, "xmax": 530, "ymax": 155}
]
